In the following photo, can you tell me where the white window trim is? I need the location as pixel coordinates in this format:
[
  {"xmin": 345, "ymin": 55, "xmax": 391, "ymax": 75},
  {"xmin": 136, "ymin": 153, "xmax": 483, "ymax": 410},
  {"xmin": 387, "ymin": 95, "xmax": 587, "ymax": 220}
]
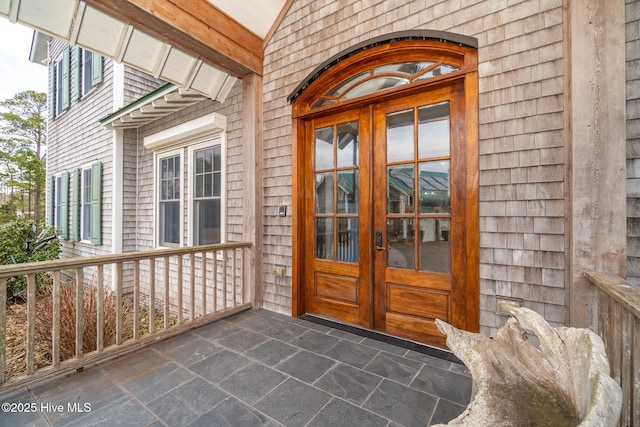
[
  {"xmin": 53, "ymin": 174, "xmax": 63, "ymax": 229},
  {"xmin": 154, "ymin": 148, "xmax": 184, "ymax": 248},
  {"xmin": 146, "ymin": 113, "xmax": 228, "ymax": 250},
  {"xmin": 79, "ymin": 162, "xmax": 93, "ymax": 243},
  {"xmin": 187, "ymin": 135, "xmax": 227, "ymax": 247}
]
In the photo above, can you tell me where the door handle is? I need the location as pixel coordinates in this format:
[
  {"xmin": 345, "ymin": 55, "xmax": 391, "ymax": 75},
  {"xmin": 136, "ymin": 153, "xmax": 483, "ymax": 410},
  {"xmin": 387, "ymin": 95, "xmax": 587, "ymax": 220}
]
[{"xmin": 375, "ymin": 229, "xmax": 386, "ymax": 251}]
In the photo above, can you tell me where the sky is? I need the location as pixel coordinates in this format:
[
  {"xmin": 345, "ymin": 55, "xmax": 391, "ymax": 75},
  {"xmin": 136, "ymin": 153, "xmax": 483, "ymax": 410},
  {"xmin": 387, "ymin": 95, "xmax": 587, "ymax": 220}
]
[{"xmin": 0, "ymin": 19, "xmax": 48, "ymax": 102}]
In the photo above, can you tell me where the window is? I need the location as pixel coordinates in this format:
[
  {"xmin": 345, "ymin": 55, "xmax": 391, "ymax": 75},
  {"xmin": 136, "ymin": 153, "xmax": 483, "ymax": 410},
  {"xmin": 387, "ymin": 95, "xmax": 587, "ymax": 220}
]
[
  {"xmin": 75, "ymin": 47, "xmax": 103, "ymax": 98},
  {"xmin": 49, "ymin": 162, "xmax": 102, "ymax": 244},
  {"xmin": 50, "ymin": 46, "xmax": 70, "ymax": 118},
  {"xmin": 146, "ymin": 113, "xmax": 228, "ymax": 248},
  {"xmin": 191, "ymin": 142, "xmax": 223, "ymax": 245},
  {"xmin": 158, "ymin": 153, "xmax": 182, "ymax": 247}
]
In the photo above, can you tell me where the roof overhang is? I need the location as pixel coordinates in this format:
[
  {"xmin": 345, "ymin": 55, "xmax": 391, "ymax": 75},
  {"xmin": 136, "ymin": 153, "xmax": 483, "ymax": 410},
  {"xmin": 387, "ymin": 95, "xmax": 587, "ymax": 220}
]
[
  {"xmin": 2, "ymin": 0, "xmax": 290, "ymax": 100},
  {"xmin": 100, "ymin": 83, "xmax": 209, "ymax": 130}
]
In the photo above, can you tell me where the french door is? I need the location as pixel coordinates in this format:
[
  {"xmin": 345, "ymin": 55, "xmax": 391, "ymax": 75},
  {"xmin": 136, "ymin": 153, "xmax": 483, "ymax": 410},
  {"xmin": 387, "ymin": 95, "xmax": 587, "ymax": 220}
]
[{"xmin": 304, "ymin": 81, "xmax": 474, "ymax": 347}]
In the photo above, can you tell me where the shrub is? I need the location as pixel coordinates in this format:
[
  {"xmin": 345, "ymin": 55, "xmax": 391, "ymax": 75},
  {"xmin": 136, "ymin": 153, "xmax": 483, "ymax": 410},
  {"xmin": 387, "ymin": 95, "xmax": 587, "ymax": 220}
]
[
  {"xmin": 0, "ymin": 219, "xmax": 60, "ymax": 298},
  {"xmin": 35, "ymin": 281, "xmax": 134, "ymax": 360}
]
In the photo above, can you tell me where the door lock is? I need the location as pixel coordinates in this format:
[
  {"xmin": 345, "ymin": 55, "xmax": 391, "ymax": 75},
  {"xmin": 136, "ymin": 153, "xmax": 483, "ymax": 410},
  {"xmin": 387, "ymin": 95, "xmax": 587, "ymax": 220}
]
[{"xmin": 375, "ymin": 229, "xmax": 386, "ymax": 250}]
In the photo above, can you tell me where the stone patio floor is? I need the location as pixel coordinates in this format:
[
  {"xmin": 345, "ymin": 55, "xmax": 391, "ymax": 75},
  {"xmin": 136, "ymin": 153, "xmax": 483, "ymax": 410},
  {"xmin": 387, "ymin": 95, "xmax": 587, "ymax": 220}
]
[{"xmin": 0, "ymin": 309, "xmax": 472, "ymax": 426}]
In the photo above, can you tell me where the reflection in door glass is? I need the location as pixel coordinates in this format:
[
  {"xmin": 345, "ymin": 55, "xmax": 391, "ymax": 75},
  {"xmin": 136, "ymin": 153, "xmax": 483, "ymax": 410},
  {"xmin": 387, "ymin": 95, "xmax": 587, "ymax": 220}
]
[
  {"xmin": 337, "ymin": 170, "xmax": 358, "ymax": 214},
  {"xmin": 419, "ymin": 218, "xmax": 450, "ymax": 273},
  {"xmin": 337, "ymin": 218, "xmax": 358, "ymax": 262},
  {"xmin": 387, "ymin": 165, "xmax": 414, "ymax": 214},
  {"xmin": 315, "ymin": 126, "xmax": 334, "ymax": 170},
  {"xmin": 386, "ymin": 109, "xmax": 414, "ymax": 162},
  {"xmin": 387, "ymin": 218, "xmax": 415, "ymax": 269},
  {"xmin": 418, "ymin": 102, "xmax": 450, "ymax": 158},
  {"xmin": 315, "ymin": 172, "xmax": 334, "ymax": 214},
  {"xmin": 315, "ymin": 218, "xmax": 334, "ymax": 260},
  {"xmin": 419, "ymin": 161, "xmax": 450, "ymax": 214},
  {"xmin": 337, "ymin": 121, "xmax": 359, "ymax": 167}
]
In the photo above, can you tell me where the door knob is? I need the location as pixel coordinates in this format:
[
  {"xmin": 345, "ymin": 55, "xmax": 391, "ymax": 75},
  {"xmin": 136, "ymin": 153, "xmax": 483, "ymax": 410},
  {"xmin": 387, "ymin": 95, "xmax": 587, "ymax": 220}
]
[{"xmin": 375, "ymin": 229, "xmax": 386, "ymax": 250}]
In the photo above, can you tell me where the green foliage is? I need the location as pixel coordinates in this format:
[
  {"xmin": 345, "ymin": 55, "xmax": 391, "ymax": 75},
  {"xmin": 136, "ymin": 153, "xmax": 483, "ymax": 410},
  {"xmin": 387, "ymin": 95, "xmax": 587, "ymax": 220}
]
[
  {"xmin": 0, "ymin": 219, "xmax": 60, "ymax": 299},
  {"xmin": 0, "ymin": 91, "xmax": 47, "ymax": 224}
]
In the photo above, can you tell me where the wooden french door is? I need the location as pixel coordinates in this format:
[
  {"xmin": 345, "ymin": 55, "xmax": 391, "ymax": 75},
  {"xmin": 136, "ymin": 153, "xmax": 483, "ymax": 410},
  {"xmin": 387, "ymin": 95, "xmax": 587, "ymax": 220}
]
[{"xmin": 304, "ymin": 81, "xmax": 474, "ymax": 347}]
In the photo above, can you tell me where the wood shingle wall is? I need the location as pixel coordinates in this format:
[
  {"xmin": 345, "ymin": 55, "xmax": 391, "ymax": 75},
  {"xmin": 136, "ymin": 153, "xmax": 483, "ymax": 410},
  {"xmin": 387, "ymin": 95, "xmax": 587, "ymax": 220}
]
[{"xmin": 263, "ymin": 0, "xmax": 565, "ymax": 335}]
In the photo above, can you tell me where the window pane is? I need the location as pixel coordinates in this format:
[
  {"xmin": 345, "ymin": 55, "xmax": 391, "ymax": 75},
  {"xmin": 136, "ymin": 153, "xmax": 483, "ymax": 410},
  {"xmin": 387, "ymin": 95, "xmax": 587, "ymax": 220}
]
[
  {"xmin": 387, "ymin": 165, "xmax": 414, "ymax": 214},
  {"xmin": 418, "ymin": 102, "xmax": 450, "ymax": 158},
  {"xmin": 159, "ymin": 201, "xmax": 180, "ymax": 245},
  {"xmin": 196, "ymin": 150, "xmax": 204, "ymax": 174},
  {"xmin": 419, "ymin": 161, "xmax": 450, "ymax": 214},
  {"xmin": 387, "ymin": 109, "xmax": 414, "ymax": 162},
  {"xmin": 213, "ymin": 146, "xmax": 221, "ymax": 170},
  {"xmin": 336, "ymin": 121, "xmax": 358, "ymax": 167},
  {"xmin": 213, "ymin": 172, "xmax": 221, "ymax": 197},
  {"xmin": 343, "ymin": 76, "xmax": 408, "ymax": 100},
  {"xmin": 337, "ymin": 170, "xmax": 358, "ymax": 214},
  {"xmin": 337, "ymin": 218, "xmax": 358, "ymax": 263},
  {"xmin": 195, "ymin": 175, "xmax": 203, "ymax": 198},
  {"xmin": 375, "ymin": 62, "xmax": 435, "ymax": 76},
  {"xmin": 315, "ymin": 218, "xmax": 334, "ymax": 260},
  {"xmin": 195, "ymin": 199, "xmax": 220, "ymax": 245},
  {"xmin": 204, "ymin": 174, "xmax": 213, "ymax": 197},
  {"xmin": 82, "ymin": 204, "xmax": 91, "ymax": 239},
  {"xmin": 315, "ymin": 126, "xmax": 334, "ymax": 170},
  {"xmin": 387, "ymin": 218, "xmax": 414, "ymax": 269},
  {"xmin": 415, "ymin": 64, "xmax": 458, "ymax": 81},
  {"xmin": 419, "ymin": 218, "xmax": 450, "ymax": 273},
  {"xmin": 325, "ymin": 71, "xmax": 369, "ymax": 97},
  {"xmin": 315, "ymin": 172, "xmax": 334, "ymax": 214}
]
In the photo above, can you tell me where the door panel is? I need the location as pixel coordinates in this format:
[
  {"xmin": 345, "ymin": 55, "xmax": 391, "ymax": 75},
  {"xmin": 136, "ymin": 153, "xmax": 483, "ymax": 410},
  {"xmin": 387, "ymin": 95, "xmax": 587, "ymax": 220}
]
[
  {"xmin": 304, "ymin": 110, "xmax": 373, "ymax": 328},
  {"xmin": 373, "ymin": 84, "xmax": 465, "ymax": 347}
]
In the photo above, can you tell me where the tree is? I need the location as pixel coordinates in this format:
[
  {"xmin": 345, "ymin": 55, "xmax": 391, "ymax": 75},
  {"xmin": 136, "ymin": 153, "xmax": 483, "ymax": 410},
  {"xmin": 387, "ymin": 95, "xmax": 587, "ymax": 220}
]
[{"xmin": 0, "ymin": 91, "xmax": 47, "ymax": 223}]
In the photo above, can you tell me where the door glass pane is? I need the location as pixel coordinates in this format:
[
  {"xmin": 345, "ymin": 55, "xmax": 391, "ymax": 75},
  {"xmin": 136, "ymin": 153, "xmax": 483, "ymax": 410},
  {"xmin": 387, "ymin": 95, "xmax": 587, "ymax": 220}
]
[
  {"xmin": 315, "ymin": 218, "xmax": 334, "ymax": 260},
  {"xmin": 337, "ymin": 121, "xmax": 358, "ymax": 167},
  {"xmin": 387, "ymin": 109, "xmax": 414, "ymax": 162},
  {"xmin": 419, "ymin": 218, "xmax": 450, "ymax": 273},
  {"xmin": 343, "ymin": 77, "xmax": 409, "ymax": 100},
  {"xmin": 337, "ymin": 218, "xmax": 358, "ymax": 263},
  {"xmin": 315, "ymin": 126, "xmax": 334, "ymax": 170},
  {"xmin": 315, "ymin": 172, "xmax": 334, "ymax": 213},
  {"xmin": 337, "ymin": 170, "xmax": 358, "ymax": 214},
  {"xmin": 418, "ymin": 102, "xmax": 450, "ymax": 158},
  {"xmin": 387, "ymin": 165, "xmax": 414, "ymax": 214},
  {"xmin": 387, "ymin": 218, "xmax": 415, "ymax": 269},
  {"xmin": 419, "ymin": 161, "xmax": 450, "ymax": 214}
]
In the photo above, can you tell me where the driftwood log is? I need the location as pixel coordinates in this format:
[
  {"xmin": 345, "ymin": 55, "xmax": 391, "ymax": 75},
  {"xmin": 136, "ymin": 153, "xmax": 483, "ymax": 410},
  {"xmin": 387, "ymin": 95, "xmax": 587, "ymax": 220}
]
[{"xmin": 434, "ymin": 306, "xmax": 622, "ymax": 427}]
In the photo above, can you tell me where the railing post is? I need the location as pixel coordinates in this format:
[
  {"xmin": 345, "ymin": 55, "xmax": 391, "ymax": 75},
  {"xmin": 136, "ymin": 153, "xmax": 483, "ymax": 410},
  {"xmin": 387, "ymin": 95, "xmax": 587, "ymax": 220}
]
[
  {"xmin": 133, "ymin": 260, "xmax": 140, "ymax": 339},
  {"xmin": 189, "ymin": 254, "xmax": 195, "ymax": 319},
  {"xmin": 177, "ymin": 254, "xmax": 183, "ymax": 325},
  {"xmin": 164, "ymin": 256, "xmax": 170, "ymax": 329},
  {"xmin": 201, "ymin": 250, "xmax": 206, "ymax": 316},
  {"xmin": 213, "ymin": 250, "xmax": 218, "ymax": 312},
  {"xmin": 149, "ymin": 258, "xmax": 155, "ymax": 334},
  {"xmin": 223, "ymin": 250, "xmax": 228, "ymax": 310},
  {"xmin": 0, "ymin": 278, "xmax": 6, "ymax": 384},
  {"xmin": 233, "ymin": 248, "xmax": 238, "ymax": 307}
]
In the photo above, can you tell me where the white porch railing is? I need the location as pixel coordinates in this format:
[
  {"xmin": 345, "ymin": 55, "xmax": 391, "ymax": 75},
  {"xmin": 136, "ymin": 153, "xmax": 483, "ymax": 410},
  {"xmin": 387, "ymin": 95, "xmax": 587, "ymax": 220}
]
[
  {"xmin": 0, "ymin": 241, "xmax": 252, "ymax": 394},
  {"xmin": 584, "ymin": 270, "xmax": 640, "ymax": 426}
]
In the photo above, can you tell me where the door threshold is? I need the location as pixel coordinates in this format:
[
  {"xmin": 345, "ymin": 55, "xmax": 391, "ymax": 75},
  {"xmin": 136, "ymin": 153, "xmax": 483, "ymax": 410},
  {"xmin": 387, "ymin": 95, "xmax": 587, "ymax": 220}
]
[{"xmin": 300, "ymin": 314, "xmax": 463, "ymax": 365}]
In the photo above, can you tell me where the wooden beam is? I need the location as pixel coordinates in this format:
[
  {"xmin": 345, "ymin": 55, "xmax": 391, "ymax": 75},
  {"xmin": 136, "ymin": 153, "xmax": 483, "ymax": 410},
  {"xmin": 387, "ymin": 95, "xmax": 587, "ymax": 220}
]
[{"xmin": 85, "ymin": 0, "xmax": 263, "ymax": 77}]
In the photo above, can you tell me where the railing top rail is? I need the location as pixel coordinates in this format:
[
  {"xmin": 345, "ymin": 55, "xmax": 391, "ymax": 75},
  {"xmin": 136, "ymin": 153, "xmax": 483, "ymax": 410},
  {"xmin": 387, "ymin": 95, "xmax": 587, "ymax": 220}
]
[
  {"xmin": 584, "ymin": 270, "xmax": 640, "ymax": 319},
  {"xmin": 0, "ymin": 241, "xmax": 252, "ymax": 278}
]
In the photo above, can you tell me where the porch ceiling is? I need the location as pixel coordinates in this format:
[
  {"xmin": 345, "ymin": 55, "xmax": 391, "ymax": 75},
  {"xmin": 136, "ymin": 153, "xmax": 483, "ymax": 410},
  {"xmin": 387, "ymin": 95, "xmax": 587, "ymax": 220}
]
[{"xmin": 1, "ymin": 0, "xmax": 287, "ymax": 100}]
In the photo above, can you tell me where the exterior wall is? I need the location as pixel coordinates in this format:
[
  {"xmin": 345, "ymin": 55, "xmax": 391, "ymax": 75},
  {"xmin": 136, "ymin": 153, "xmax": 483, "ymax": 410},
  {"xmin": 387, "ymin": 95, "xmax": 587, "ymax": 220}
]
[
  {"xmin": 263, "ymin": 0, "xmax": 565, "ymax": 334},
  {"xmin": 628, "ymin": 0, "xmax": 640, "ymax": 285},
  {"xmin": 46, "ymin": 38, "xmax": 163, "ymax": 260}
]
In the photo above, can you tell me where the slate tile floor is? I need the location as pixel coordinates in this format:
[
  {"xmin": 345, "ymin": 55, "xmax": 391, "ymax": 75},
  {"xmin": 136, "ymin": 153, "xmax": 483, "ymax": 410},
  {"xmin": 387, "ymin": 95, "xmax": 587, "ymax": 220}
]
[{"xmin": 0, "ymin": 309, "xmax": 472, "ymax": 426}]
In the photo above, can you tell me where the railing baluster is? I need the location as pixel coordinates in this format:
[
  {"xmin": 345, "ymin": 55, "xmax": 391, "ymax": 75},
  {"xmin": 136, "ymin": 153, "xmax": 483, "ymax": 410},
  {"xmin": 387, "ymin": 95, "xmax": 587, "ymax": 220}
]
[
  {"xmin": 96, "ymin": 265, "xmax": 104, "ymax": 351},
  {"xmin": 26, "ymin": 274, "xmax": 36, "ymax": 375},
  {"xmin": 201, "ymin": 251, "xmax": 206, "ymax": 316},
  {"xmin": 190, "ymin": 254, "xmax": 195, "ymax": 319},
  {"xmin": 213, "ymin": 250, "xmax": 218, "ymax": 312},
  {"xmin": 0, "ymin": 278, "xmax": 7, "ymax": 384},
  {"xmin": 222, "ymin": 250, "xmax": 228, "ymax": 310},
  {"xmin": 241, "ymin": 247, "xmax": 246, "ymax": 305},
  {"xmin": 177, "ymin": 255, "xmax": 183, "ymax": 325},
  {"xmin": 164, "ymin": 257, "xmax": 170, "ymax": 329},
  {"xmin": 133, "ymin": 260, "xmax": 140, "ymax": 340},
  {"xmin": 149, "ymin": 258, "xmax": 155, "ymax": 334},
  {"xmin": 75, "ymin": 268, "xmax": 83, "ymax": 359},
  {"xmin": 233, "ymin": 249, "xmax": 237, "ymax": 307},
  {"xmin": 52, "ymin": 271, "xmax": 60, "ymax": 366},
  {"xmin": 116, "ymin": 263, "xmax": 123, "ymax": 345}
]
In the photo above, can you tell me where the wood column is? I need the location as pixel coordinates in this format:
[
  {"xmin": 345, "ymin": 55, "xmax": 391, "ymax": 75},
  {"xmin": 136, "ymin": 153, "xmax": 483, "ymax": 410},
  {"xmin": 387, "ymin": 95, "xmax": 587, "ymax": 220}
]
[
  {"xmin": 242, "ymin": 73, "xmax": 264, "ymax": 308},
  {"xmin": 565, "ymin": 0, "xmax": 627, "ymax": 330}
]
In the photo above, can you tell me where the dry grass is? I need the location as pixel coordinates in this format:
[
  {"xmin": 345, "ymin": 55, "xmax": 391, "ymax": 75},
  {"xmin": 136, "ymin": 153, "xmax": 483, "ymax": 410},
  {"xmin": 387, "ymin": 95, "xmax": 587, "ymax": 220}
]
[{"xmin": 4, "ymin": 282, "xmax": 173, "ymax": 381}]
